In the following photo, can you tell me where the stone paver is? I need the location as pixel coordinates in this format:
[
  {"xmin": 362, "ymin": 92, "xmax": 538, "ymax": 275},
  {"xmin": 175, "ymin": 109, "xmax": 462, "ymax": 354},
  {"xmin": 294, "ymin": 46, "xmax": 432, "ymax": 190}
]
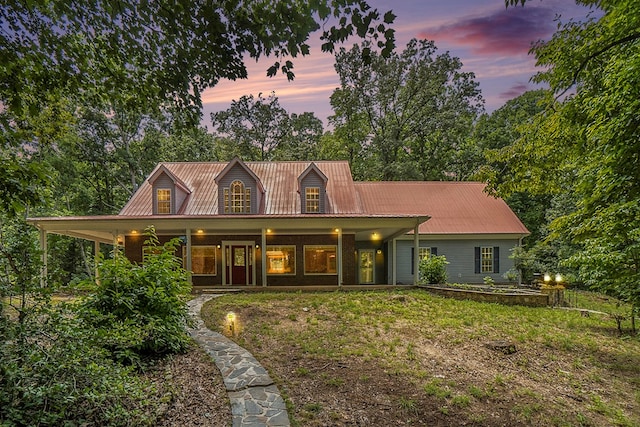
[{"xmin": 188, "ymin": 295, "xmax": 290, "ymax": 427}]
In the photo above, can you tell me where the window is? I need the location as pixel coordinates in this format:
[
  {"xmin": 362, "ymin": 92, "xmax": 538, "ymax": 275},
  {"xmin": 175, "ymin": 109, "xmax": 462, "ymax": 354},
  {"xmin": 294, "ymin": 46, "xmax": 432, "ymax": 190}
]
[
  {"xmin": 156, "ymin": 188, "xmax": 171, "ymax": 214},
  {"xmin": 305, "ymin": 187, "xmax": 320, "ymax": 213},
  {"xmin": 411, "ymin": 247, "xmax": 438, "ymax": 274},
  {"xmin": 475, "ymin": 246, "xmax": 499, "ymax": 274},
  {"xmin": 183, "ymin": 246, "xmax": 217, "ymax": 275},
  {"xmin": 224, "ymin": 180, "xmax": 251, "ymax": 213},
  {"xmin": 418, "ymin": 247, "xmax": 432, "ymax": 261},
  {"xmin": 304, "ymin": 245, "xmax": 337, "ymax": 275},
  {"xmin": 481, "ymin": 247, "xmax": 493, "ymax": 273},
  {"xmin": 266, "ymin": 245, "xmax": 296, "ymax": 275}
]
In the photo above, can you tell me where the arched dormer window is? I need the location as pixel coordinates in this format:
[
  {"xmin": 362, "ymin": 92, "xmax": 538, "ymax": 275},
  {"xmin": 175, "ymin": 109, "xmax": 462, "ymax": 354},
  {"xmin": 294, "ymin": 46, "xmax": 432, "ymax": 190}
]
[{"xmin": 224, "ymin": 180, "xmax": 251, "ymax": 213}]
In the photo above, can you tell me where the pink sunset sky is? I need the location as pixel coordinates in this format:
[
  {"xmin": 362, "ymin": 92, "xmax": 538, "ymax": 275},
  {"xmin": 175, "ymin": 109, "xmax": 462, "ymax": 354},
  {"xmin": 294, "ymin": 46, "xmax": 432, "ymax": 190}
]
[{"xmin": 201, "ymin": 0, "xmax": 598, "ymax": 126}]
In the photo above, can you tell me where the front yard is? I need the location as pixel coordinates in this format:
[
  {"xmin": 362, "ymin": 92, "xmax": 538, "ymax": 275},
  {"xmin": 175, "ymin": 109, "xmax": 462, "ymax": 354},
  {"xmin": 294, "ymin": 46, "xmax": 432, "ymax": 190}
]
[{"xmin": 201, "ymin": 290, "xmax": 640, "ymax": 426}]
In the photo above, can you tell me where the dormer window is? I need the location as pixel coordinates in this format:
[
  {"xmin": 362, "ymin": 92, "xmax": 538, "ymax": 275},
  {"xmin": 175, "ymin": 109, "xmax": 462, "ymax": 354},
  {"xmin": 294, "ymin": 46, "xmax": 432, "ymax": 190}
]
[
  {"xmin": 156, "ymin": 188, "xmax": 172, "ymax": 214},
  {"xmin": 224, "ymin": 180, "xmax": 251, "ymax": 213},
  {"xmin": 305, "ymin": 187, "xmax": 320, "ymax": 213},
  {"xmin": 298, "ymin": 163, "xmax": 328, "ymax": 214},
  {"xmin": 148, "ymin": 165, "xmax": 191, "ymax": 215}
]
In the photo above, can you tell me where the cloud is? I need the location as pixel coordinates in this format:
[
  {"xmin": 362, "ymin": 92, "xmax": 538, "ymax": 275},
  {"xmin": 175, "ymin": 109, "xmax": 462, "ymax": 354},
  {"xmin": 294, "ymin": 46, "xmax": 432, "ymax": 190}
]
[
  {"xmin": 499, "ymin": 83, "xmax": 531, "ymax": 100},
  {"xmin": 419, "ymin": 6, "xmax": 555, "ymax": 56}
]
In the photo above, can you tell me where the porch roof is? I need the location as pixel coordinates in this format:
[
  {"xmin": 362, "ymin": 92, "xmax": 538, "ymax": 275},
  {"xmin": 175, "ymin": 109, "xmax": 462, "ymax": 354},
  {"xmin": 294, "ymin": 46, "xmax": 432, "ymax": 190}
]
[{"xmin": 27, "ymin": 214, "xmax": 430, "ymax": 244}]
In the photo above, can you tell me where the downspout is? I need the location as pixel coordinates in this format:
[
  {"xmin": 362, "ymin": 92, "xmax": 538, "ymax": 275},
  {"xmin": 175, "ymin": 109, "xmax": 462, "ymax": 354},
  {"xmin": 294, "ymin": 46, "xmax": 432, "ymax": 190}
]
[
  {"xmin": 337, "ymin": 228, "xmax": 343, "ymax": 287},
  {"xmin": 413, "ymin": 221, "xmax": 420, "ymax": 286}
]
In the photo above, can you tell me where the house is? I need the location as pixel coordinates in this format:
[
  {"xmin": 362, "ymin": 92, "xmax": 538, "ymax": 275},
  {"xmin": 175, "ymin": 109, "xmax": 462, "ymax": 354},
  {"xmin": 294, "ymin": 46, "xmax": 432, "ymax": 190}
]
[{"xmin": 28, "ymin": 159, "xmax": 529, "ymax": 288}]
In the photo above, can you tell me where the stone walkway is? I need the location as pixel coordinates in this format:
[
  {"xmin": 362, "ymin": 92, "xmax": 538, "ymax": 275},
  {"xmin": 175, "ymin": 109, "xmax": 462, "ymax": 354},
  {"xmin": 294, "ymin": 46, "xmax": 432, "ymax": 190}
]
[{"xmin": 187, "ymin": 295, "xmax": 290, "ymax": 427}]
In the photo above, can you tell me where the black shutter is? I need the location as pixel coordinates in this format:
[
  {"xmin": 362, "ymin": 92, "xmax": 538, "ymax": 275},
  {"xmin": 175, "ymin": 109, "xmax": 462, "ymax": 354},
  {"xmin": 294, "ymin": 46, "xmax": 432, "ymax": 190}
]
[
  {"xmin": 493, "ymin": 246, "xmax": 500, "ymax": 273},
  {"xmin": 474, "ymin": 247, "xmax": 481, "ymax": 274},
  {"xmin": 431, "ymin": 247, "xmax": 437, "ymax": 256}
]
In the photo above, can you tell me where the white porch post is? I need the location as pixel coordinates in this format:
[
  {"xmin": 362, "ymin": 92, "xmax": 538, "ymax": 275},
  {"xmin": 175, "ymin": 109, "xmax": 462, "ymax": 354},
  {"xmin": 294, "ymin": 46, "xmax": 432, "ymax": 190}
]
[
  {"xmin": 39, "ymin": 228, "xmax": 47, "ymax": 287},
  {"xmin": 392, "ymin": 238, "xmax": 397, "ymax": 285},
  {"xmin": 112, "ymin": 231, "xmax": 120, "ymax": 258},
  {"xmin": 94, "ymin": 240, "xmax": 101, "ymax": 284},
  {"xmin": 337, "ymin": 228, "xmax": 343, "ymax": 287},
  {"xmin": 413, "ymin": 223, "xmax": 420, "ymax": 286},
  {"xmin": 261, "ymin": 228, "xmax": 267, "ymax": 287},
  {"xmin": 185, "ymin": 229, "xmax": 192, "ymax": 285}
]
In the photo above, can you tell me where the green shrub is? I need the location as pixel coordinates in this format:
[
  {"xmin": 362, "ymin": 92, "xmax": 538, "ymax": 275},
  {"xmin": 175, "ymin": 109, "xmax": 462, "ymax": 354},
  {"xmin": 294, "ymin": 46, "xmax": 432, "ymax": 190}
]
[
  {"xmin": 0, "ymin": 304, "xmax": 157, "ymax": 426},
  {"xmin": 419, "ymin": 255, "xmax": 449, "ymax": 284},
  {"xmin": 81, "ymin": 227, "xmax": 192, "ymax": 364}
]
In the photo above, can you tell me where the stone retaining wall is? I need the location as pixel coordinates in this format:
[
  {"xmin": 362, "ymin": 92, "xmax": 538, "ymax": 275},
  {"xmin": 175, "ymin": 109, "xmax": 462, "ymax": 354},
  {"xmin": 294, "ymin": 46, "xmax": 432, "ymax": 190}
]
[{"xmin": 422, "ymin": 286, "xmax": 550, "ymax": 307}]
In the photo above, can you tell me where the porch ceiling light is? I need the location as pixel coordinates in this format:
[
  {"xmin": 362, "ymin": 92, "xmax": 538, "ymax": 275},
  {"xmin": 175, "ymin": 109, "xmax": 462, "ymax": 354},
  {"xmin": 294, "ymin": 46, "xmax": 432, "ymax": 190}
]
[
  {"xmin": 196, "ymin": 229, "xmax": 204, "ymax": 234},
  {"xmin": 130, "ymin": 230, "xmax": 138, "ymax": 235}
]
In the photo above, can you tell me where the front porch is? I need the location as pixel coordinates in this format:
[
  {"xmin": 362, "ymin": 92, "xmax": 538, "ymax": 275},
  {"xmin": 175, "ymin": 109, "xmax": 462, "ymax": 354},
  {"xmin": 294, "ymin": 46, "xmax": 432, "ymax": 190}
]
[{"xmin": 28, "ymin": 214, "xmax": 429, "ymax": 287}]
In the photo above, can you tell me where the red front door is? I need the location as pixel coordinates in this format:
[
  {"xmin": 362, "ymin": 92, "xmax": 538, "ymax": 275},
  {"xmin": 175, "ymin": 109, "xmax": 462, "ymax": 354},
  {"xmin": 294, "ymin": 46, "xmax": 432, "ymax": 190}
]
[{"xmin": 231, "ymin": 245, "xmax": 247, "ymax": 285}]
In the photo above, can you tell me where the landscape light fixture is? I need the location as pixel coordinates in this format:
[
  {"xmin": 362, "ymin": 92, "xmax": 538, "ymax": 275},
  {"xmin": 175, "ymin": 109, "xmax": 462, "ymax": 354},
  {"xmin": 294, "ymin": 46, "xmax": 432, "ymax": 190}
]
[{"xmin": 226, "ymin": 312, "xmax": 236, "ymax": 335}]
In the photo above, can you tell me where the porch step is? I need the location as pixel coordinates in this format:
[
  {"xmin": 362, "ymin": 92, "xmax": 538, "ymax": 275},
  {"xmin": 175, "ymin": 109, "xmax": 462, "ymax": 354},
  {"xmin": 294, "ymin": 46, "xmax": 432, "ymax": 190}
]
[{"xmin": 199, "ymin": 288, "xmax": 243, "ymax": 294}]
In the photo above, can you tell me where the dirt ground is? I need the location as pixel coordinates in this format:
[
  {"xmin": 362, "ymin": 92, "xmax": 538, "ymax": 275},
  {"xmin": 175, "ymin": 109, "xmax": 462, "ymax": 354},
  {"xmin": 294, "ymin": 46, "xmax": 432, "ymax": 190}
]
[
  {"xmin": 151, "ymin": 345, "xmax": 232, "ymax": 426},
  {"xmin": 199, "ymin": 299, "xmax": 638, "ymax": 427},
  {"xmin": 152, "ymin": 297, "xmax": 639, "ymax": 427}
]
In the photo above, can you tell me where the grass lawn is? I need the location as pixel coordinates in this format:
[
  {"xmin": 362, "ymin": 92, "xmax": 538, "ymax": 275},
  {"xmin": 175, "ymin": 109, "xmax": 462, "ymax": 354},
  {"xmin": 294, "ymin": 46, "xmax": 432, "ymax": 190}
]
[{"xmin": 202, "ymin": 289, "xmax": 640, "ymax": 427}]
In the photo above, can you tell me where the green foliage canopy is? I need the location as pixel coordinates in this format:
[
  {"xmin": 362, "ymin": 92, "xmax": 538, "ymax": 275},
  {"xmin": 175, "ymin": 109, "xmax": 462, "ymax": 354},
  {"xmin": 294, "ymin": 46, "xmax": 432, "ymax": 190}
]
[
  {"xmin": 330, "ymin": 39, "xmax": 483, "ymax": 181},
  {"xmin": 0, "ymin": 0, "xmax": 395, "ymax": 118},
  {"xmin": 211, "ymin": 92, "xmax": 323, "ymax": 161},
  {"xmin": 491, "ymin": 1, "xmax": 640, "ymax": 309}
]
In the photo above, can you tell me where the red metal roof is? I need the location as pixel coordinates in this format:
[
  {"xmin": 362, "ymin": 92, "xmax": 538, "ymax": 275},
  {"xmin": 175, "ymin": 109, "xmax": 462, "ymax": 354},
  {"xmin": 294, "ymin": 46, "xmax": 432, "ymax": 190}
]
[
  {"xmin": 119, "ymin": 161, "xmax": 528, "ymax": 236},
  {"xmin": 355, "ymin": 181, "xmax": 529, "ymax": 235},
  {"xmin": 120, "ymin": 161, "xmax": 362, "ymax": 216}
]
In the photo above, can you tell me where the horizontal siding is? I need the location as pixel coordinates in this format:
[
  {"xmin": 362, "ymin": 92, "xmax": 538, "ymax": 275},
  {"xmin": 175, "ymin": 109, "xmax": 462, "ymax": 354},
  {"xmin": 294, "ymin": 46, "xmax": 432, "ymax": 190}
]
[{"xmin": 393, "ymin": 239, "xmax": 520, "ymax": 284}]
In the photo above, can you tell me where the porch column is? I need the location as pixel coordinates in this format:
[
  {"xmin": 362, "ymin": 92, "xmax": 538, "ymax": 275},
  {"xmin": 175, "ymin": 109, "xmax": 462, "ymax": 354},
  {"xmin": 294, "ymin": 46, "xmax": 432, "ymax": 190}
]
[
  {"xmin": 261, "ymin": 228, "xmax": 267, "ymax": 287},
  {"xmin": 413, "ymin": 223, "xmax": 420, "ymax": 286},
  {"xmin": 39, "ymin": 228, "xmax": 47, "ymax": 287},
  {"xmin": 94, "ymin": 240, "xmax": 101, "ymax": 284},
  {"xmin": 392, "ymin": 238, "xmax": 397, "ymax": 285},
  {"xmin": 337, "ymin": 228, "xmax": 343, "ymax": 287},
  {"xmin": 185, "ymin": 229, "xmax": 192, "ymax": 285},
  {"xmin": 112, "ymin": 231, "xmax": 120, "ymax": 258}
]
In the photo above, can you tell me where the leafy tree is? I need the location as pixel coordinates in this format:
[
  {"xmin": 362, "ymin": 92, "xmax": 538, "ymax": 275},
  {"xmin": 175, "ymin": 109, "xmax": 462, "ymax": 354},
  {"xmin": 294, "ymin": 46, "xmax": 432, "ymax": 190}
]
[
  {"xmin": 211, "ymin": 92, "xmax": 324, "ymax": 161},
  {"xmin": 0, "ymin": 0, "xmax": 396, "ymax": 120},
  {"xmin": 211, "ymin": 92, "xmax": 291, "ymax": 161},
  {"xmin": 330, "ymin": 39, "xmax": 483, "ymax": 181},
  {"xmin": 493, "ymin": 0, "xmax": 640, "ymax": 324},
  {"xmin": 1, "ymin": 0, "xmax": 396, "ymax": 217},
  {"xmin": 155, "ymin": 127, "xmax": 219, "ymax": 162},
  {"xmin": 275, "ymin": 112, "xmax": 324, "ymax": 161},
  {"xmin": 473, "ymin": 90, "xmax": 553, "ymax": 246}
]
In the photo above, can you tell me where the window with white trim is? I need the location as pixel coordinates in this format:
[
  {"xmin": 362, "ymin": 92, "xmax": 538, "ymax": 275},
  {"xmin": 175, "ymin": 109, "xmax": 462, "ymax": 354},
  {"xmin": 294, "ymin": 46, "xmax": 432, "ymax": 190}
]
[
  {"xmin": 305, "ymin": 187, "xmax": 320, "ymax": 213},
  {"xmin": 156, "ymin": 188, "xmax": 171, "ymax": 214},
  {"xmin": 266, "ymin": 245, "xmax": 296, "ymax": 275},
  {"xmin": 304, "ymin": 245, "xmax": 337, "ymax": 275},
  {"xmin": 182, "ymin": 246, "xmax": 217, "ymax": 275},
  {"xmin": 223, "ymin": 180, "xmax": 251, "ymax": 213},
  {"xmin": 418, "ymin": 247, "xmax": 432, "ymax": 261},
  {"xmin": 481, "ymin": 247, "xmax": 494, "ymax": 273}
]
